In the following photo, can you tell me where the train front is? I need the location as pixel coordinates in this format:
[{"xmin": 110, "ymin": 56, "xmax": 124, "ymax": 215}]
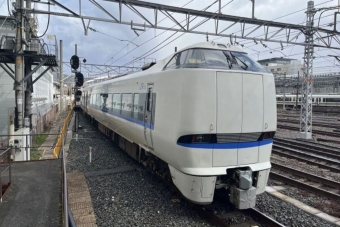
[{"xmin": 167, "ymin": 42, "xmax": 276, "ymax": 209}]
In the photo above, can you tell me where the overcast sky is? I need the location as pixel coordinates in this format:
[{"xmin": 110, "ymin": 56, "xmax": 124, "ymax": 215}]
[{"xmin": 1, "ymin": 0, "xmax": 340, "ymax": 76}]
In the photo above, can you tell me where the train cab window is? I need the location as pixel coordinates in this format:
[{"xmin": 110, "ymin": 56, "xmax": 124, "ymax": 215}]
[
  {"xmin": 112, "ymin": 93, "xmax": 121, "ymax": 112},
  {"xmin": 122, "ymin": 94, "xmax": 133, "ymax": 116},
  {"xmin": 147, "ymin": 88, "xmax": 152, "ymax": 112},
  {"xmin": 164, "ymin": 50, "xmax": 189, "ymax": 69},
  {"xmin": 164, "ymin": 48, "xmax": 268, "ymax": 72}
]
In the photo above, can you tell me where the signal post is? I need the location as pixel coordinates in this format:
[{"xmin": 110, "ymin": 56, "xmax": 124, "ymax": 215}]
[{"xmin": 70, "ymin": 54, "xmax": 84, "ymax": 132}]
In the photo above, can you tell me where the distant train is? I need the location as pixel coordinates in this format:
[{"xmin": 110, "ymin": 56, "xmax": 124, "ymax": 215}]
[
  {"xmin": 276, "ymin": 94, "xmax": 340, "ymax": 109},
  {"xmin": 81, "ymin": 42, "xmax": 277, "ymax": 209}
]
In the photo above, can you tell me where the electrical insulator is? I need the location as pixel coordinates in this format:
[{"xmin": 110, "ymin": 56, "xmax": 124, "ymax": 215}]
[
  {"xmin": 70, "ymin": 55, "xmax": 80, "ymax": 70},
  {"xmin": 75, "ymin": 72, "xmax": 84, "ymax": 87}
]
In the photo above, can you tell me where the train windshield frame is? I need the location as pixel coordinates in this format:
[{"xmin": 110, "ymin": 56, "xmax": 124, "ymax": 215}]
[{"xmin": 164, "ymin": 48, "xmax": 269, "ymax": 73}]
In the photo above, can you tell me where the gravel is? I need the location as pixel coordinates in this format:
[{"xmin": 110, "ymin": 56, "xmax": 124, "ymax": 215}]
[
  {"xmin": 67, "ymin": 113, "xmax": 214, "ymax": 227},
  {"xmin": 255, "ymin": 192, "xmax": 338, "ymax": 227}
]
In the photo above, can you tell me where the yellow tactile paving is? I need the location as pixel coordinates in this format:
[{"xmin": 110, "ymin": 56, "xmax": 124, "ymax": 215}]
[{"xmin": 68, "ymin": 172, "xmax": 97, "ymax": 227}]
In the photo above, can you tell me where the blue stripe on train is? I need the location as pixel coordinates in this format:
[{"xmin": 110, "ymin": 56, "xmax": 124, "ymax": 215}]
[
  {"xmin": 90, "ymin": 105, "xmax": 154, "ymax": 130},
  {"xmin": 177, "ymin": 139, "xmax": 273, "ymax": 149}
]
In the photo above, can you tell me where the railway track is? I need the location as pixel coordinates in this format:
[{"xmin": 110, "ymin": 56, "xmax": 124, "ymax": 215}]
[
  {"xmin": 274, "ymin": 138, "xmax": 340, "ymax": 160},
  {"xmin": 277, "ymin": 124, "xmax": 340, "ymax": 137},
  {"xmin": 197, "ymin": 205, "xmax": 284, "ymax": 227},
  {"xmin": 272, "ymin": 146, "xmax": 340, "ymax": 173},
  {"xmin": 153, "ymin": 162, "xmax": 285, "ymax": 227},
  {"xmin": 270, "ymin": 162, "xmax": 340, "ymax": 201},
  {"xmin": 271, "ymin": 138, "xmax": 340, "ymax": 204},
  {"xmin": 278, "ymin": 118, "xmax": 340, "ymax": 129}
]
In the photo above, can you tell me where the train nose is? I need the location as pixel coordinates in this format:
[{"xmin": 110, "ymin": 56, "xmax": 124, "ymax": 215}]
[
  {"xmin": 213, "ymin": 72, "xmax": 276, "ymax": 167},
  {"xmin": 216, "ymin": 72, "xmax": 264, "ymax": 134}
]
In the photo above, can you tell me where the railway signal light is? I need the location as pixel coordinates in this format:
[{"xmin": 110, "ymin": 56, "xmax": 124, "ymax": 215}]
[
  {"xmin": 70, "ymin": 55, "xmax": 80, "ymax": 70},
  {"xmin": 75, "ymin": 72, "xmax": 84, "ymax": 87},
  {"xmin": 75, "ymin": 90, "xmax": 82, "ymax": 96}
]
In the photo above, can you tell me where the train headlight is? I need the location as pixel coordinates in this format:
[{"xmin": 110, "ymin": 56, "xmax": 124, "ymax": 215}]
[{"xmin": 177, "ymin": 134, "xmax": 214, "ymax": 144}]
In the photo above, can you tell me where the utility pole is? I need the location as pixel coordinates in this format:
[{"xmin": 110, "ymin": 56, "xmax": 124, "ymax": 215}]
[
  {"xmin": 15, "ymin": 0, "xmax": 25, "ymax": 129},
  {"xmin": 300, "ymin": 1, "xmax": 315, "ymax": 139},
  {"xmin": 60, "ymin": 40, "xmax": 64, "ymax": 112},
  {"xmin": 25, "ymin": 0, "xmax": 33, "ymax": 122},
  {"xmin": 296, "ymin": 71, "xmax": 299, "ymax": 108},
  {"xmin": 283, "ymin": 72, "xmax": 286, "ymax": 110},
  {"xmin": 250, "ymin": 0, "xmax": 255, "ymax": 19}
]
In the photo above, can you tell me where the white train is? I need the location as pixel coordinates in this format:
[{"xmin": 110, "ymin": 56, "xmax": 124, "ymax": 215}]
[
  {"xmin": 81, "ymin": 42, "xmax": 277, "ymax": 209},
  {"xmin": 276, "ymin": 94, "xmax": 340, "ymax": 108}
]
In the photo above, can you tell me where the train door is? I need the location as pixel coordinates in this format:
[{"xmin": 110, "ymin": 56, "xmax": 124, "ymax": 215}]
[{"xmin": 144, "ymin": 84, "xmax": 154, "ymax": 149}]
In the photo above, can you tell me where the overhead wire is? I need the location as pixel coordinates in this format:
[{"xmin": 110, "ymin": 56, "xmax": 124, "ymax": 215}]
[
  {"xmin": 112, "ymin": 0, "xmax": 235, "ymax": 72},
  {"xmin": 213, "ymin": 0, "xmax": 334, "ymax": 42},
  {"xmin": 103, "ymin": 0, "xmax": 195, "ymax": 65},
  {"xmin": 110, "ymin": 0, "xmax": 221, "ymax": 67},
  {"xmin": 244, "ymin": 17, "xmax": 340, "ymax": 59},
  {"xmin": 35, "ymin": 2, "xmax": 50, "ymax": 38}
]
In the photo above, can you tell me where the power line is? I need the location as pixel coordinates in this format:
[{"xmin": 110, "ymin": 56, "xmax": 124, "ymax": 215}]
[
  {"xmin": 113, "ymin": 0, "xmax": 235, "ymax": 71},
  {"xmin": 103, "ymin": 0, "xmax": 195, "ymax": 65},
  {"xmin": 213, "ymin": 0, "xmax": 334, "ymax": 42},
  {"xmin": 110, "ymin": 0, "xmax": 221, "ymax": 66}
]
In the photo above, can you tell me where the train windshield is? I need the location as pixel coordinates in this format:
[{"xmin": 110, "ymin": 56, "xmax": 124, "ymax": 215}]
[{"xmin": 164, "ymin": 48, "xmax": 269, "ymax": 73}]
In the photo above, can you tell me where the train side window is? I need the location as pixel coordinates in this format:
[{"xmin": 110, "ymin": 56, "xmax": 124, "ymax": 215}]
[
  {"xmin": 96, "ymin": 94, "xmax": 101, "ymax": 107},
  {"xmin": 122, "ymin": 94, "xmax": 133, "ymax": 116},
  {"xmin": 133, "ymin": 94, "xmax": 139, "ymax": 118},
  {"xmin": 112, "ymin": 93, "xmax": 121, "ymax": 112},
  {"xmin": 147, "ymin": 88, "xmax": 152, "ymax": 112},
  {"xmin": 106, "ymin": 94, "xmax": 113, "ymax": 110}
]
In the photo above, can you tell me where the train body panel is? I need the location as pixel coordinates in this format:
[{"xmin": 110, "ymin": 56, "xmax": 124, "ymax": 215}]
[{"xmin": 81, "ymin": 42, "xmax": 276, "ymax": 209}]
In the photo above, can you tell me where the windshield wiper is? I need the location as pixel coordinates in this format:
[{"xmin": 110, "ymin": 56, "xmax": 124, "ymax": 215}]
[
  {"xmin": 223, "ymin": 51, "xmax": 233, "ymax": 69},
  {"xmin": 230, "ymin": 52, "xmax": 248, "ymax": 70}
]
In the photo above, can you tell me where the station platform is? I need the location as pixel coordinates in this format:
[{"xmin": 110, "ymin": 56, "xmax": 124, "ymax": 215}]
[
  {"xmin": 0, "ymin": 108, "xmax": 72, "ymax": 227},
  {"xmin": 0, "ymin": 158, "xmax": 61, "ymax": 227}
]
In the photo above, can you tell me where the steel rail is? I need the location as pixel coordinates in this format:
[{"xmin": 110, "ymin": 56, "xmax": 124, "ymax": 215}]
[
  {"xmin": 272, "ymin": 148, "xmax": 340, "ymax": 173},
  {"xmin": 277, "ymin": 124, "xmax": 340, "ymax": 137},
  {"xmin": 274, "ymin": 141, "xmax": 340, "ymax": 157},
  {"xmin": 243, "ymin": 208, "xmax": 286, "ymax": 227},
  {"xmin": 273, "ymin": 143, "xmax": 340, "ymax": 160},
  {"xmin": 271, "ymin": 162, "xmax": 340, "ymax": 189},
  {"xmin": 318, "ymin": 138, "xmax": 340, "ymax": 144},
  {"xmin": 278, "ymin": 118, "xmax": 340, "ymax": 129},
  {"xmin": 270, "ymin": 172, "xmax": 340, "ymax": 200},
  {"xmin": 275, "ymin": 139, "xmax": 340, "ymax": 155},
  {"xmin": 275, "ymin": 137, "xmax": 340, "ymax": 151}
]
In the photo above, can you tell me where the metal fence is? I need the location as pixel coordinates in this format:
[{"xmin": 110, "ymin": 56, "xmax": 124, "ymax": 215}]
[{"xmin": 0, "ymin": 148, "xmax": 11, "ymax": 202}]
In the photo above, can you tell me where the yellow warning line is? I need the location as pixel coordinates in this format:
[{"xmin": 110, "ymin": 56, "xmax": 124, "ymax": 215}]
[{"xmin": 53, "ymin": 110, "xmax": 74, "ymax": 158}]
